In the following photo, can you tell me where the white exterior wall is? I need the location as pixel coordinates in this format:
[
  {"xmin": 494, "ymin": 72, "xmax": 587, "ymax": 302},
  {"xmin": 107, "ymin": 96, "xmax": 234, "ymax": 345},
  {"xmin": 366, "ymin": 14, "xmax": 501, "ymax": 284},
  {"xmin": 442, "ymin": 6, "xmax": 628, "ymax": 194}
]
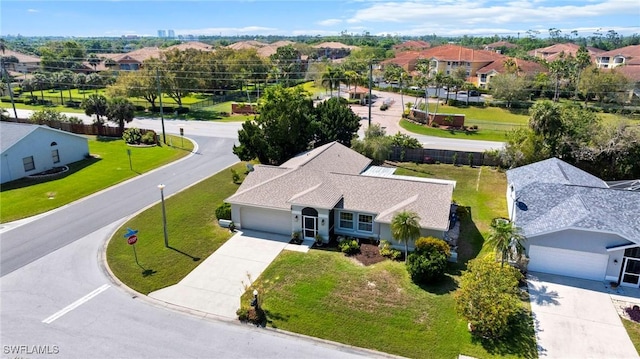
[
  {"xmin": 526, "ymin": 229, "xmax": 631, "ymax": 281},
  {"xmin": 379, "ymin": 224, "xmax": 445, "ymax": 250},
  {"xmin": 333, "ymin": 209, "xmax": 379, "ymax": 240},
  {"xmin": 1, "ymin": 128, "xmax": 89, "ymax": 184},
  {"xmin": 292, "ymin": 205, "xmax": 330, "ymax": 242}
]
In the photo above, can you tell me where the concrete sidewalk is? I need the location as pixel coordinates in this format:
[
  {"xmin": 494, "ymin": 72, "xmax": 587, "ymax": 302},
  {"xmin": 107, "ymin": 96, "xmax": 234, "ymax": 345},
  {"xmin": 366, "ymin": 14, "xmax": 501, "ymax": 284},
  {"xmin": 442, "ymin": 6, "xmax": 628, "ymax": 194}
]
[{"xmin": 149, "ymin": 230, "xmax": 312, "ymax": 319}]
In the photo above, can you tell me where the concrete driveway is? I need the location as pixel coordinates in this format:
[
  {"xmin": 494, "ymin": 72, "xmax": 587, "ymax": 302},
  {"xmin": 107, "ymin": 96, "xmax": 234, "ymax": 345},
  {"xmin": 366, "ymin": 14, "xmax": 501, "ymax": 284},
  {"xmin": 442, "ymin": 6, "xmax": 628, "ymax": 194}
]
[
  {"xmin": 150, "ymin": 230, "xmax": 312, "ymax": 320},
  {"xmin": 527, "ymin": 272, "xmax": 639, "ymax": 358}
]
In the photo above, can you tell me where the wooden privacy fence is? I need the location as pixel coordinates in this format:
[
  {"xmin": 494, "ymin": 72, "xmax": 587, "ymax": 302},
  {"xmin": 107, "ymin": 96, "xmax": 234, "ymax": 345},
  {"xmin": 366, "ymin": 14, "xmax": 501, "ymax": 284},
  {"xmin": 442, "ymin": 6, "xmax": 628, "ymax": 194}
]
[
  {"xmin": 4, "ymin": 118, "xmax": 156, "ymax": 139},
  {"xmin": 389, "ymin": 146, "xmax": 500, "ymax": 166}
]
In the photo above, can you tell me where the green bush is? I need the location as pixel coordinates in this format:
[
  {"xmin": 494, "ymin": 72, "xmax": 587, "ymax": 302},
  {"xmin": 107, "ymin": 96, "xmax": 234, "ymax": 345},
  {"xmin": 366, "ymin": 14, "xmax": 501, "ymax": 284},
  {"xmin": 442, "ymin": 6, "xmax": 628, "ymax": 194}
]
[
  {"xmin": 415, "ymin": 236, "xmax": 450, "ymax": 257},
  {"xmin": 141, "ymin": 131, "xmax": 157, "ymax": 145},
  {"xmin": 455, "ymin": 257, "xmax": 523, "ymax": 339},
  {"xmin": 338, "ymin": 237, "xmax": 360, "ymax": 255},
  {"xmin": 380, "ymin": 103, "xmax": 389, "ymax": 111},
  {"xmin": 236, "ymin": 306, "xmax": 265, "ymax": 326},
  {"xmin": 215, "ymin": 202, "xmax": 232, "ymax": 220},
  {"xmin": 406, "ymin": 250, "xmax": 448, "ymax": 284},
  {"xmin": 134, "ymin": 105, "xmax": 146, "ymax": 112},
  {"xmin": 123, "ymin": 128, "xmax": 142, "ymax": 144},
  {"xmin": 176, "ymin": 107, "xmax": 190, "ymax": 114},
  {"xmin": 379, "ymin": 240, "xmax": 402, "ymax": 261},
  {"xmin": 230, "ymin": 168, "xmax": 240, "ymax": 184}
]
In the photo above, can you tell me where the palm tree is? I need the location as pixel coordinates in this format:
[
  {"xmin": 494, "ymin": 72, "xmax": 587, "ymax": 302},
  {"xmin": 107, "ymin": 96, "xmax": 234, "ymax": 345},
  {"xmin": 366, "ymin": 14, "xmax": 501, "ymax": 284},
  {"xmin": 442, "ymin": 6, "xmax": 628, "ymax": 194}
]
[
  {"xmin": 487, "ymin": 218, "xmax": 526, "ymax": 267},
  {"xmin": 391, "ymin": 210, "xmax": 421, "ymax": 261},
  {"xmin": 60, "ymin": 70, "xmax": 75, "ymax": 101},
  {"xmin": 82, "ymin": 93, "xmax": 108, "ymax": 135},
  {"xmin": 321, "ymin": 66, "xmax": 341, "ymax": 98},
  {"xmin": 32, "ymin": 72, "xmax": 49, "ymax": 103},
  {"xmin": 74, "ymin": 73, "xmax": 87, "ymax": 99},
  {"xmin": 51, "ymin": 72, "xmax": 65, "ymax": 105},
  {"xmin": 107, "ymin": 97, "xmax": 135, "ymax": 134},
  {"xmin": 415, "ymin": 59, "xmax": 432, "ymax": 115},
  {"xmin": 87, "ymin": 54, "xmax": 101, "ymax": 73}
]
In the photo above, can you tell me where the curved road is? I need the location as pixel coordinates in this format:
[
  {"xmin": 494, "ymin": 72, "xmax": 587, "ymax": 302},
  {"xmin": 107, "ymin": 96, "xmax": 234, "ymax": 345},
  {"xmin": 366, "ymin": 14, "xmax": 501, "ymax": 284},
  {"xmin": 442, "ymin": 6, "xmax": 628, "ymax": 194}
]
[{"xmin": 0, "ymin": 135, "xmax": 389, "ymax": 358}]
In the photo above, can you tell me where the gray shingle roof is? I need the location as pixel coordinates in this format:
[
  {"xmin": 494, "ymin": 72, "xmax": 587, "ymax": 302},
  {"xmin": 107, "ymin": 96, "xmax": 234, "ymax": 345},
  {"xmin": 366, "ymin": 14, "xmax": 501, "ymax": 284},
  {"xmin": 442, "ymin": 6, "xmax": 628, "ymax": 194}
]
[
  {"xmin": 507, "ymin": 157, "xmax": 607, "ymax": 190},
  {"xmin": 227, "ymin": 142, "xmax": 455, "ymax": 231},
  {"xmin": 507, "ymin": 158, "xmax": 640, "ymax": 241},
  {"xmin": 1, "ymin": 122, "xmax": 39, "ymax": 153}
]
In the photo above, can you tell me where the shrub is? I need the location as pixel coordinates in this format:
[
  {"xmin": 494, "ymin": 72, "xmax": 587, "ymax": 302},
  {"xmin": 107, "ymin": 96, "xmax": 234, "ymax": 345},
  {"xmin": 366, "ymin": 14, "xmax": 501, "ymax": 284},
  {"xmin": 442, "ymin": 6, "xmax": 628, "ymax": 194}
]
[
  {"xmin": 406, "ymin": 250, "xmax": 448, "ymax": 284},
  {"xmin": 134, "ymin": 105, "xmax": 146, "ymax": 112},
  {"xmin": 176, "ymin": 107, "xmax": 190, "ymax": 114},
  {"xmin": 380, "ymin": 103, "xmax": 389, "ymax": 111},
  {"xmin": 215, "ymin": 202, "xmax": 232, "ymax": 220},
  {"xmin": 455, "ymin": 257, "xmax": 523, "ymax": 339},
  {"xmin": 236, "ymin": 306, "xmax": 265, "ymax": 326},
  {"xmin": 230, "ymin": 168, "xmax": 240, "ymax": 183},
  {"xmin": 415, "ymin": 236, "xmax": 451, "ymax": 257},
  {"xmin": 379, "ymin": 240, "xmax": 402, "ymax": 260},
  {"xmin": 141, "ymin": 131, "xmax": 156, "ymax": 145},
  {"xmin": 123, "ymin": 127, "xmax": 142, "ymax": 144},
  {"xmin": 338, "ymin": 237, "xmax": 360, "ymax": 255}
]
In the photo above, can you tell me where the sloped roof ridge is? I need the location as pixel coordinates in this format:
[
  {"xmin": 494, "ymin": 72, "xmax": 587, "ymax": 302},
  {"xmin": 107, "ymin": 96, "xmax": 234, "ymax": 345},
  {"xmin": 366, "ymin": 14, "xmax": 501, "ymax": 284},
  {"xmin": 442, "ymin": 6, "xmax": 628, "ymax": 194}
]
[
  {"xmin": 229, "ymin": 166, "xmax": 294, "ymax": 197},
  {"xmin": 375, "ymin": 194, "xmax": 419, "ymax": 222},
  {"xmin": 287, "ymin": 182, "xmax": 322, "ymax": 203}
]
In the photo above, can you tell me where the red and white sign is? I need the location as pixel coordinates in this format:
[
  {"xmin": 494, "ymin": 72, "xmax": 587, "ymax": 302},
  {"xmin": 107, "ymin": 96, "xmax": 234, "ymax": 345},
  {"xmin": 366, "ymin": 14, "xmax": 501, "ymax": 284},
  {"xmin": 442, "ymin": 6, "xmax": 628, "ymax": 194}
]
[{"xmin": 127, "ymin": 235, "xmax": 138, "ymax": 245}]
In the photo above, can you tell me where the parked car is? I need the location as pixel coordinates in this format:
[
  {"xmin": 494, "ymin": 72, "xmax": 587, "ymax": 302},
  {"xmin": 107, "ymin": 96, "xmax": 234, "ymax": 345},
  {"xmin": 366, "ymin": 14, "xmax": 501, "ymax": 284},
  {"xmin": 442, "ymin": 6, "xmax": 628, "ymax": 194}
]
[{"xmin": 468, "ymin": 90, "xmax": 481, "ymax": 97}]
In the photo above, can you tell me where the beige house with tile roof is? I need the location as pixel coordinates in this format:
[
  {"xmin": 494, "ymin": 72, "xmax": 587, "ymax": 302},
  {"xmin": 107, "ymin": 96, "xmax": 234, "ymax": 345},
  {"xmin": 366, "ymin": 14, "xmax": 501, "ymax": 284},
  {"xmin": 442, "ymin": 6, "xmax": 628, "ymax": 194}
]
[
  {"xmin": 226, "ymin": 142, "xmax": 455, "ymax": 247},
  {"xmin": 1, "ymin": 49, "xmax": 41, "ymax": 73}
]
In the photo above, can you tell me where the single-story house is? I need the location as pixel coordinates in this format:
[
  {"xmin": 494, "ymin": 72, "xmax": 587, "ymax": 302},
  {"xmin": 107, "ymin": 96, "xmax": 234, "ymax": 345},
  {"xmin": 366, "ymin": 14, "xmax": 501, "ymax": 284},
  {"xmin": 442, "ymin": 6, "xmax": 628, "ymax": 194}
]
[
  {"xmin": 506, "ymin": 158, "xmax": 640, "ymax": 285},
  {"xmin": 226, "ymin": 142, "xmax": 455, "ymax": 248},
  {"xmin": 0, "ymin": 122, "xmax": 89, "ymax": 184}
]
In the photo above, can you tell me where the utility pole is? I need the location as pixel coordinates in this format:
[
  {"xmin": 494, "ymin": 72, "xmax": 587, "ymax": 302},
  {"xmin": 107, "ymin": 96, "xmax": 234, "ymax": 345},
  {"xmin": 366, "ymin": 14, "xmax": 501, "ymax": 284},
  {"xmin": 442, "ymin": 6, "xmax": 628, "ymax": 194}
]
[
  {"xmin": 368, "ymin": 60, "xmax": 372, "ymax": 128},
  {"xmin": 0, "ymin": 57, "xmax": 18, "ymax": 120},
  {"xmin": 156, "ymin": 68, "xmax": 166, "ymax": 144}
]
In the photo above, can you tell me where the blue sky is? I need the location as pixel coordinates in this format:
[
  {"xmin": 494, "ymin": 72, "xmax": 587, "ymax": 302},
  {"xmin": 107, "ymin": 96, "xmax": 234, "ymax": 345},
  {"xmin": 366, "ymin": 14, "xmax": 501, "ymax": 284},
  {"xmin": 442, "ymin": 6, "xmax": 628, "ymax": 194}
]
[{"xmin": 2, "ymin": 0, "xmax": 639, "ymax": 38}]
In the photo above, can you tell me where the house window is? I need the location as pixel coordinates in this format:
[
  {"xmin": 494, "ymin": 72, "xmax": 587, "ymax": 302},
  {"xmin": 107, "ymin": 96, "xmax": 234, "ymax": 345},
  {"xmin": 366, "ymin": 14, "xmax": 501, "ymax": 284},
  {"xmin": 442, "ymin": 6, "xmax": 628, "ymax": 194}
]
[
  {"xmin": 52, "ymin": 149, "xmax": 60, "ymax": 163},
  {"xmin": 23, "ymin": 156, "xmax": 35, "ymax": 172},
  {"xmin": 358, "ymin": 214, "xmax": 373, "ymax": 232},
  {"xmin": 339, "ymin": 212, "xmax": 353, "ymax": 229}
]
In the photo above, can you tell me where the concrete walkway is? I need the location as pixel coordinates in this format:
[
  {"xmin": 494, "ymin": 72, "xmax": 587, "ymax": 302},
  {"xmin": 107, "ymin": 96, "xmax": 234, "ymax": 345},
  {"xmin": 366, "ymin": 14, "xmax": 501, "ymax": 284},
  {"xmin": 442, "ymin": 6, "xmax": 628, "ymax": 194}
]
[
  {"xmin": 527, "ymin": 272, "xmax": 639, "ymax": 358},
  {"xmin": 149, "ymin": 230, "xmax": 312, "ymax": 319}
]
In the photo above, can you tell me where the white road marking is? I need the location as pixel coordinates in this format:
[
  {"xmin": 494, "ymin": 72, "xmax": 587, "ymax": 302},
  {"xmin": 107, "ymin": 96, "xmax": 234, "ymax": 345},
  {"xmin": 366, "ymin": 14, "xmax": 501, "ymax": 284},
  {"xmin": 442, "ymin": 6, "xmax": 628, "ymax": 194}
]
[{"xmin": 42, "ymin": 284, "xmax": 111, "ymax": 324}]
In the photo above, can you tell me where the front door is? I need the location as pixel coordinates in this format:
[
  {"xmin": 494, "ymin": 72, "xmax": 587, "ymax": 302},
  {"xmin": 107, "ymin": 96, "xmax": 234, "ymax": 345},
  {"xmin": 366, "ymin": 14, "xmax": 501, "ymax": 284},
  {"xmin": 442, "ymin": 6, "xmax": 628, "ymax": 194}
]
[
  {"xmin": 621, "ymin": 258, "xmax": 640, "ymax": 288},
  {"xmin": 303, "ymin": 216, "xmax": 317, "ymax": 240}
]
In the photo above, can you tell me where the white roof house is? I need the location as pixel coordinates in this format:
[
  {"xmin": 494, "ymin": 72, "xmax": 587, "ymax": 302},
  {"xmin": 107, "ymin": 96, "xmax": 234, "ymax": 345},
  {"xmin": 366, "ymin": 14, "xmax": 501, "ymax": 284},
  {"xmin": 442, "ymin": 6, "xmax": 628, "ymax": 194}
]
[
  {"xmin": 1, "ymin": 122, "xmax": 89, "ymax": 184},
  {"xmin": 226, "ymin": 142, "xmax": 455, "ymax": 247}
]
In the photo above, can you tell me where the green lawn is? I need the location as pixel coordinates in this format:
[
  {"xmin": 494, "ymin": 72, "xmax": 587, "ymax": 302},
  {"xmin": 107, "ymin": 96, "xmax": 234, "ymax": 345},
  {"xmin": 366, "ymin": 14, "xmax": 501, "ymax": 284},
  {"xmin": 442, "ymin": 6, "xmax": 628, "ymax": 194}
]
[
  {"xmin": 106, "ymin": 162, "xmax": 247, "ymax": 294},
  {"xmin": 622, "ymin": 318, "xmax": 640, "ymax": 355},
  {"xmin": 0, "ymin": 135, "xmax": 193, "ymax": 223},
  {"xmin": 240, "ymin": 164, "xmax": 536, "ymax": 358},
  {"xmin": 400, "ymin": 119, "xmax": 514, "ymax": 142}
]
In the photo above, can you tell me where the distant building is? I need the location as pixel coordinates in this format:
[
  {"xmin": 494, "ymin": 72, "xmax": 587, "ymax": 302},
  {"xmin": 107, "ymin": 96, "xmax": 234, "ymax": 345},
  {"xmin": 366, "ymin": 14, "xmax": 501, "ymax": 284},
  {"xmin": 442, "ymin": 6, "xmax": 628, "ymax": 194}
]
[
  {"xmin": 168, "ymin": 29, "xmax": 175, "ymax": 38},
  {"xmin": 157, "ymin": 30, "xmax": 166, "ymax": 38}
]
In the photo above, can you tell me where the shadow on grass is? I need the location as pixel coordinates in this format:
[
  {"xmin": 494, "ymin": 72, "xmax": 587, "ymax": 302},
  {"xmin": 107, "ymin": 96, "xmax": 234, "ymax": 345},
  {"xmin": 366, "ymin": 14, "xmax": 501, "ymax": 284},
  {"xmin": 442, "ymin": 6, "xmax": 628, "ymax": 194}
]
[
  {"xmin": 168, "ymin": 246, "xmax": 201, "ymax": 261},
  {"xmin": 0, "ymin": 156, "xmax": 102, "ymax": 192},
  {"xmin": 96, "ymin": 136, "xmax": 121, "ymax": 142},
  {"xmin": 264, "ymin": 309, "xmax": 291, "ymax": 329},
  {"xmin": 472, "ymin": 309, "xmax": 538, "ymax": 358},
  {"xmin": 142, "ymin": 269, "xmax": 157, "ymax": 277},
  {"xmin": 455, "ymin": 206, "xmax": 484, "ymax": 264},
  {"xmin": 418, "ymin": 272, "xmax": 459, "ymax": 295}
]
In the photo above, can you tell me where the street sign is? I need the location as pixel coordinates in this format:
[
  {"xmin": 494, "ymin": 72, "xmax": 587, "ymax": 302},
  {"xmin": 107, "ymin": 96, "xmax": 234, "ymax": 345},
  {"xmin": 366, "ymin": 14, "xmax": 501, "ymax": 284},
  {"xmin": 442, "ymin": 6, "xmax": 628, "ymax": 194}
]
[
  {"xmin": 127, "ymin": 235, "xmax": 138, "ymax": 245},
  {"xmin": 124, "ymin": 228, "xmax": 138, "ymax": 238}
]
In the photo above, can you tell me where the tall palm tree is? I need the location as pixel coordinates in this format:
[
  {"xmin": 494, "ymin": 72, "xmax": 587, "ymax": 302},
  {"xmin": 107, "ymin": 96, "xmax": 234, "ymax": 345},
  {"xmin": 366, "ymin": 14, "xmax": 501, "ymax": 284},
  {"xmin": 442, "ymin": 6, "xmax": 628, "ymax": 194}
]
[
  {"xmin": 32, "ymin": 72, "xmax": 49, "ymax": 103},
  {"xmin": 74, "ymin": 73, "xmax": 87, "ymax": 99},
  {"xmin": 391, "ymin": 210, "xmax": 421, "ymax": 261},
  {"xmin": 82, "ymin": 93, "xmax": 108, "ymax": 135},
  {"xmin": 415, "ymin": 59, "xmax": 433, "ymax": 116},
  {"xmin": 107, "ymin": 97, "xmax": 135, "ymax": 134},
  {"xmin": 321, "ymin": 66, "xmax": 341, "ymax": 98},
  {"xmin": 487, "ymin": 218, "xmax": 526, "ymax": 267}
]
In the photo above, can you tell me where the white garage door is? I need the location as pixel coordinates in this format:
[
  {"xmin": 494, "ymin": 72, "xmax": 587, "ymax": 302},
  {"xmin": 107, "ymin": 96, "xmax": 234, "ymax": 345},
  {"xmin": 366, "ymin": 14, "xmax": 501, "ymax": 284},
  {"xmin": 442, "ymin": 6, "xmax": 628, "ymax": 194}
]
[
  {"xmin": 528, "ymin": 245, "xmax": 608, "ymax": 281},
  {"xmin": 240, "ymin": 207, "xmax": 290, "ymax": 235}
]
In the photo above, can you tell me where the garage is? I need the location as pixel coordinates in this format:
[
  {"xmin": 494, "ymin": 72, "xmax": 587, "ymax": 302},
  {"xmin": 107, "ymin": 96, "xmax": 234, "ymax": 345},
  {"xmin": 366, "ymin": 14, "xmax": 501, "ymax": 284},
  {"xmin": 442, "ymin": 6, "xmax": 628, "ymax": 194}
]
[
  {"xmin": 239, "ymin": 206, "xmax": 291, "ymax": 236},
  {"xmin": 528, "ymin": 245, "xmax": 609, "ymax": 281}
]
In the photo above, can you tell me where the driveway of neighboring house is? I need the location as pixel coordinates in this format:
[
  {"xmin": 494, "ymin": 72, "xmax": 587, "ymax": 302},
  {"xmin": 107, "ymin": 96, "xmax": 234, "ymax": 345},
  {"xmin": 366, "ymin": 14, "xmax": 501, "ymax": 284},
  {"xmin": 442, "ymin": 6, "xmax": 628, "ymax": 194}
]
[
  {"xmin": 527, "ymin": 272, "xmax": 639, "ymax": 358},
  {"xmin": 149, "ymin": 230, "xmax": 311, "ymax": 319}
]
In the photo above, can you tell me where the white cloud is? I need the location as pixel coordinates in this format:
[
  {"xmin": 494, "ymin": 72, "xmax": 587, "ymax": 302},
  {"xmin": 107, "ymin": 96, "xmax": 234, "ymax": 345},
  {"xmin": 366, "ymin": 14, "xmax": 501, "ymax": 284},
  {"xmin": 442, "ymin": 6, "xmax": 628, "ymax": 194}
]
[
  {"xmin": 317, "ymin": 18, "xmax": 342, "ymax": 26},
  {"xmin": 27, "ymin": 9, "xmax": 39, "ymax": 13}
]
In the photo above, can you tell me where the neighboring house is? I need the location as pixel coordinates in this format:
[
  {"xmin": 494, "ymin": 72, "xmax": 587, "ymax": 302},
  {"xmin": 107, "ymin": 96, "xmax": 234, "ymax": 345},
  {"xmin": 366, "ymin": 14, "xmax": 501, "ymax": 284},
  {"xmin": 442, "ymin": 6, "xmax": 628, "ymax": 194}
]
[
  {"xmin": 312, "ymin": 42, "xmax": 359, "ymax": 60},
  {"xmin": 476, "ymin": 57, "xmax": 546, "ymax": 89},
  {"xmin": 381, "ymin": 45, "xmax": 539, "ymax": 88},
  {"xmin": 1, "ymin": 49, "xmax": 41, "ymax": 73},
  {"xmin": 0, "ymin": 122, "xmax": 89, "ymax": 184},
  {"xmin": 528, "ymin": 43, "xmax": 604, "ymax": 62},
  {"xmin": 226, "ymin": 142, "xmax": 455, "ymax": 249},
  {"xmin": 347, "ymin": 86, "xmax": 370, "ymax": 104},
  {"xmin": 506, "ymin": 158, "xmax": 640, "ymax": 284},
  {"xmin": 595, "ymin": 44, "xmax": 640, "ymax": 69},
  {"xmin": 483, "ymin": 41, "xmax": 517, "ymax": 53}
]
